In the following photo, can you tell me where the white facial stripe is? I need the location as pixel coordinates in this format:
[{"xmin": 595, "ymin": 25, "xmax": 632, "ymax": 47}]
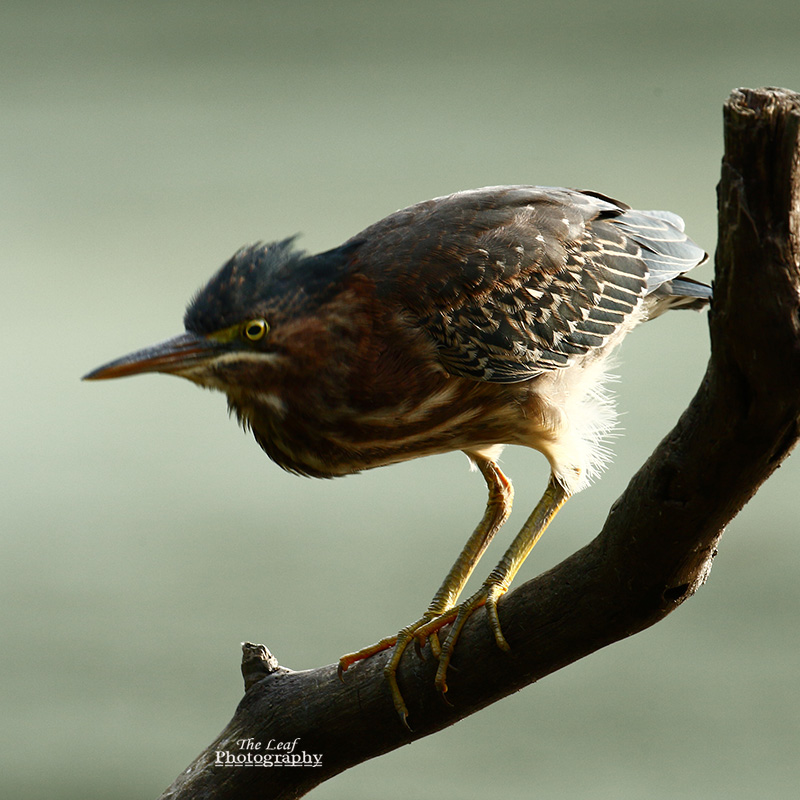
[
  {"xmin": 209, "ymin": 351, "xmax": 285, "ymax": 368},
  {"xmin": 172, "ymin": 350, "xmax": 284, "ymax": 391}
]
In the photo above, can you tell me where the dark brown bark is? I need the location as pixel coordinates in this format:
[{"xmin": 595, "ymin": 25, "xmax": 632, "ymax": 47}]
[{"xmin": 158, "ymin": 87, "xmax": 800, "ymax": 800}]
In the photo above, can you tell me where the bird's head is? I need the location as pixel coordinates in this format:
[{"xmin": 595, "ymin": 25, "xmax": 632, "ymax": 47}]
[{"xmin": 83, "ymin": 237, "xmax": 358, "ymax": 400}]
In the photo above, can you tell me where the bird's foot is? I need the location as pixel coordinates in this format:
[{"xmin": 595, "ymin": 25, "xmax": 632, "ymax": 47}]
[
  {"xmin": 416, "ymin": 581, "xmax": 509, "ymax": 697},
  {"xmin": 339, "ymin": 584, "xmax": 510, "ymax": 727},
  {"xmin": 339, "ymin": 609, "xmax": 454, "ymax": 727}
]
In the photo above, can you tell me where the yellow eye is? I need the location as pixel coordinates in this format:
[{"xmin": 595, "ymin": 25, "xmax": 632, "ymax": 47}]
[{"xmin": 242, "ymin": 319, "xmax": 269, "ymax": 341}]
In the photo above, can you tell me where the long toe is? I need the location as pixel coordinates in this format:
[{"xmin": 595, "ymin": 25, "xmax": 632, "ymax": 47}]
[
  {"xmin": 338, "ymin": 634, "xmax": 398, "ymax": 678},
  {"xmin": 429, "ymin": 589, "xmax": 492, "ymax": 695}
]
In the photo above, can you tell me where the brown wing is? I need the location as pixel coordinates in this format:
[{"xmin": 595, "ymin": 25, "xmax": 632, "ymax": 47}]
[{"xmin": 350, "ymin": 185, "xmax": 706, "ymax": 382}]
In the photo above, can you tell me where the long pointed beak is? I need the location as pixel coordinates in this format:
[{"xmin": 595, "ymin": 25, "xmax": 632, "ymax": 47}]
[{"xmin": 83, "ymin": 331, "xmax": 223, "ymax": 381}]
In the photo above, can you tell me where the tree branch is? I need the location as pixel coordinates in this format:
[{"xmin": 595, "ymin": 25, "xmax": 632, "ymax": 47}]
[{"xmin": 158, "ymin": 87, "xmax": 800, "ymax": 800}]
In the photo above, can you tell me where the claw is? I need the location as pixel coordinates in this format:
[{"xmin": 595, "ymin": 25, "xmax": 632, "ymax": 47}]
[{"xmin": 384, "ymin": 653, "xmax": 412, "ymax": 726}]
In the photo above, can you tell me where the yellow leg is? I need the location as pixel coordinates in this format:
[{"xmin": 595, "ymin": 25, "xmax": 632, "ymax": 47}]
[
  {"xmin": 338, "ymin": 455, "xmax": 513, "ymax": 725},
  {"xmin": 420, "ymin": 456, "xmax": 514, "ymax": 617},
  {"xmin": 425, "ymin": 474, "xmax": 570, "ymax": 695}
]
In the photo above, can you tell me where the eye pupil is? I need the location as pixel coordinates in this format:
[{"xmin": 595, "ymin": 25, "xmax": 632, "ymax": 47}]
[{"xmin": 244, "ymin": 319, "xmax": 268, "ymax": 341}]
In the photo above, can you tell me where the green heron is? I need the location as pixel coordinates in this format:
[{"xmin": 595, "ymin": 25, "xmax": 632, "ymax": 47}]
[{"xmin": 85, "ymin": 185, "xmax": 710, "ymax": 724}]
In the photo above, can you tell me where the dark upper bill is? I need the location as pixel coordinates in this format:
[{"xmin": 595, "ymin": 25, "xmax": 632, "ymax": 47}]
[{"xmin": 83, "ymin": 332, "xmax": 221, "ymax": 381}]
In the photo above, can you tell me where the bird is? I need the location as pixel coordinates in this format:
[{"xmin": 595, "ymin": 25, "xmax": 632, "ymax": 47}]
[{"xmin": 84, "ymin": 185, "xmax": 710, "ymax": 725}]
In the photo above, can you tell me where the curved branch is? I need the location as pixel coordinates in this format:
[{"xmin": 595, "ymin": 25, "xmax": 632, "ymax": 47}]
[{"xmin": 158, "ymin": 87, "xmax": 800, "ymax": 800}]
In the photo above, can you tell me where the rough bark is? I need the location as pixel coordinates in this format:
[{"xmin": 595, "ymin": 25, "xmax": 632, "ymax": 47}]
[{"xmin": 158, "ymin": 87, "xmax": 800, "ymax": 800}]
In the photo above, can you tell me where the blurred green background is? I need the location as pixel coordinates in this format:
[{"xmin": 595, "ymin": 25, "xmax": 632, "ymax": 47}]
[{"xmin": 3, "ymin": 1, "xmax": 799, "ymax": 798}]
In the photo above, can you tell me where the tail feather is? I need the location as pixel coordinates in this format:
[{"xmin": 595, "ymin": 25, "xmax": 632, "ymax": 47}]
[
  {"xmin": 646, "ymin": 275, "xmax": 712, "ymax": 317},
  {"xmin": 668, "ymin": 275, "xmax": 713, "ymax": 300}
]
